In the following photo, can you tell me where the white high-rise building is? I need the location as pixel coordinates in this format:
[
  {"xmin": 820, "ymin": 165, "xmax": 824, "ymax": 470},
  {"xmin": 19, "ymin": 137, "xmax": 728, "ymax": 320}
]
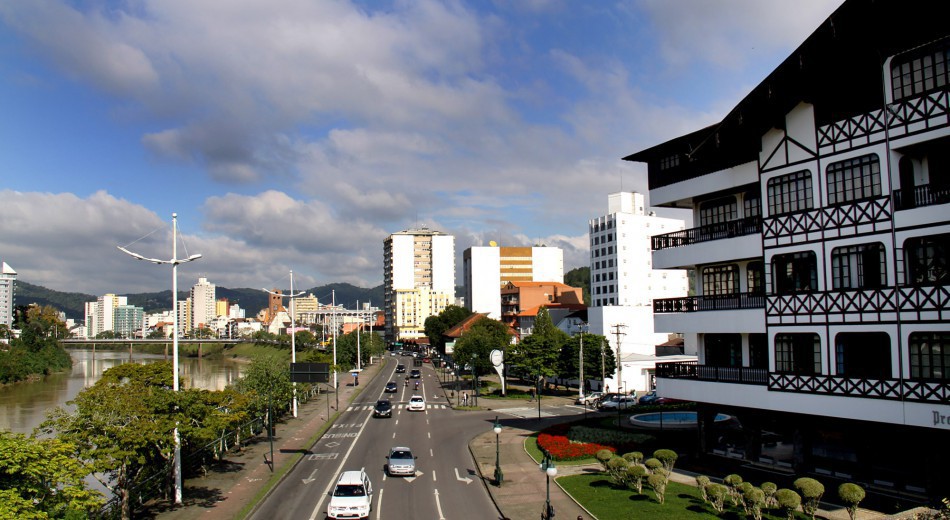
[
  {"xmin": 383, "ymin": 227, "xmax": 455, "ymax": 342},
  {"xmin": 587, "ymin": 192, "xmax": 690, "ymax": 394},
  {"xmin": 84, "ymin": 293, "xmax": 128, "ymax": 338},
  {"xmin": 464, "ymin": 245, "xmax": 564, "ymax": 319},
  {"xmin": 0, "ymin": 261, "xmax": 15, "ymax": 329},
  {"xmin": 190, "ymin": 277, "xmax": 216, "ymax": 330}
]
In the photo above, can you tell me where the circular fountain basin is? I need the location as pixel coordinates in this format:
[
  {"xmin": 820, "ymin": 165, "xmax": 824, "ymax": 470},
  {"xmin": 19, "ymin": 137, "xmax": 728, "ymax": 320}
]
[{"xmin": 629, "ymin": 411, "xmax": 731, "ymax": 430}]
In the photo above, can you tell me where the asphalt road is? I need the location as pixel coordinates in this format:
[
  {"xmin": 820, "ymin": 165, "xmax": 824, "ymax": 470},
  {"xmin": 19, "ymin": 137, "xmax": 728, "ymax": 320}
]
[{"xmin": 249, "ymin": 357, "xmax": 499, "ymax": 520}]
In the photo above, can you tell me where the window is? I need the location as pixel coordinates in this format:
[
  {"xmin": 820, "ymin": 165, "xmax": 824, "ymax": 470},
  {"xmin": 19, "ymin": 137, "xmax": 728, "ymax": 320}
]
[
  {"xmin": 749, "ymin": 334, "xmax": 768, "ymax": 369},
  {"xmin": 831, "ymin": 242, "xmax": 886, "ymax": 290},
  {"xmin": 772, "ymin": 251, "xmax": 818, "ymax": 294},
  {"xmin": 774, "ymin": 333, "xmax": 821, "ymax": 375},
  {"xmin": 909, "ymin": 332, "xmax": 950, "ymax": 380},
  {"xmin": 834, "ymin": 332, "xmax": 891, "ymax": 379},
  {"xmin": 702, "ymin": 265, "xmax": 738, "ymax": 295},
  {"xmin": 660, "ymin": 154, "xmax": 680, "ymax": 170},
  {"xmin": 826, "ymin": 154, "xmax": 881, "ymax": 205},
  {"xmin": 904, "ymin": 234, "xmax": 949, "ymax": 285},
  {"xmin": 767, "ymin": 170, "xmax": 813, "ymax": 216},
  {"xmin": 700, "ymin": 197, "xmax": 738, "ymax": 226},
  {"xmin": 891, "ymin": 43, "xmax": 950, "ymax": 101},
  {"xmin": 705, "ymin": 334, "xmax": 741, "ymax": 367},
  {"xmin": 747, "ymin": 262, "xmax": 765, "ymax": 294},
  {"xmin": 744, "ymin": 192, "xmax": 761, "ymax": 218}
]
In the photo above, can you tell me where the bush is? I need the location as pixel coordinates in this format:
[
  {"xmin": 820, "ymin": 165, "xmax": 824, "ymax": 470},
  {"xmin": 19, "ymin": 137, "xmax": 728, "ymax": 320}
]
[
  {"xmin": 596, "ymin": 449, "xmax": 614, "ymax": 471},
  {"xmin": 696, "ymin": 475, "xmax": 711, "ymax": 502},
  {"xmin": 622, "ymin": 451, "xmax": 644, "ymax": 466},
  {"xmin": 626, "ymin": 464, "xmax": 647, "ymax": 494},
  {"xmin": 775, "ymin": 488, "xmax": 802, "ymax": 520},
  {"xmin": 838, "ymin": 483, "xmax": 866, "ymax": 520},
  {"xmin": 653, "ymin": 449, "xmax": 678, "ymax": 477},
  {"xmin": 606, "ymin": 456, "xmax": 631, "ymax": 487},
  {"xmin": 724, "ymin": 474, "xmax": 744, "ymax": 507},
  {"xmin": 794, "ymin": 477, "xmax": 825, "ymax": 520},
  {"xmin": 761, "ymin": 481, "xmax": 778, "ymax": 508},
  {"xmin": 567, "ymin": 425, "xmax": 653, "ymax": 451},
  {"xmin": 706, "ymin": 483, "xmax": 728, "ymax": 514},
  {"xmin": 537, "ymin": 424, "xmax": 615, "ymax": 461},
  {"xmin": 644, "ymin": 458, "xmax": 663, "ymax": 474},
  {"xmin": 648, "ymin": 473, "xmax": 668, "ymax": 504},
  {"xmin": 745, "ymin": 487, "xmax": 766, "ymax": 520}
]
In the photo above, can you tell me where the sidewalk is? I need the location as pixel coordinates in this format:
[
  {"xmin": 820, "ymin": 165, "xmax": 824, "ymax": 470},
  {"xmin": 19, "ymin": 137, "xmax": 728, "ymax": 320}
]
[{"xmin": 153, "ymin": 360, "xmax": 383, "ymax": 520}]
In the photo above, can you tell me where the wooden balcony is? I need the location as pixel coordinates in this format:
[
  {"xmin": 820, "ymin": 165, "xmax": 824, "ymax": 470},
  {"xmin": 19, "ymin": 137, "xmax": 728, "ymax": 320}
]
[{"xmin": 654, "ymin": 292, "xmax": 765, "ymax": 313}]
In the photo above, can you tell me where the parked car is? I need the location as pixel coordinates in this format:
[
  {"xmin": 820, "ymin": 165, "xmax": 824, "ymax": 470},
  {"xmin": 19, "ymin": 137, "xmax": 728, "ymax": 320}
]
[
  {"xmin": 327, "ymin": 470, "xmax": 373, "ymax": 520},
  {"xmin": 654, "ymin": 396, "xmax": 685, "ymax": 405},
  {"xmin": 422, "ymin": 357, "xmax": 431, "ymax": 363},
  {"xmin": 409, "ymin": 369, "xmax": 421, "ymax": 379},
  {"xmin": 638, "ymin": 391, "xmax": 659, "ymax": 405},
  {"xmin": 395, "ymin": 364, "xmax": 406, "ymax": 373},
  {"xmin": 599, "ymin": 395, "xmax": 638, "ymax": 410},
  {"xmin": 373, "ymin": 399, "xmax": 392, "ymax": 418},
  {"xmin": 407, "ymin": 395, "xmax": 425, "ymax": 411},
  {"xmin": 575, "ymin": 391, "xmax": 604, "ymax": 406},
  {"xmin": 384, "ymin": 381, "xmax": 398, "ymax": 393},
  {"xmin": 386, "ymin": 446, "xmax": 416, "ymax": 476}
]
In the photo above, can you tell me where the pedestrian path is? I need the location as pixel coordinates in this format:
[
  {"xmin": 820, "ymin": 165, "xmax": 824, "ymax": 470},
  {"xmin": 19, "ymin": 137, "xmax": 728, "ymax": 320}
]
[{"xmin": 492, "ymin": 406, "xmax": 559, "ymax": 418}]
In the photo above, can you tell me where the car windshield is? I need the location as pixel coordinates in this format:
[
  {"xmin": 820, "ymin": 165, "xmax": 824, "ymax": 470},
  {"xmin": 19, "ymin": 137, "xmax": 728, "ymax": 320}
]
[
  {"xmin": 390, "ymin": 450, "xmax": 412, "ymax": 460},
  {"xmin": 376, "ymin": 401, "xmax": 390, "ymax": 408},
  {"xmin": 333, "ymin": 484, "xmax": 366, "ymax": 497},
  {"xmin": 410, "ymin": 397, "xmax": 423, "ymax": 402}
]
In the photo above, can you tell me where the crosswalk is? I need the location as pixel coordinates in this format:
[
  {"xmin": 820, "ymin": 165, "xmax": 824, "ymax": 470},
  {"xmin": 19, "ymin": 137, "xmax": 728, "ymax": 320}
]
[
  {"xmin": 347, "ymin": 404, "xmax": 451, "ymax": 412},
  {"xmin": 493, "ymin": 406, "xmax": 558, "ymax": 419}
]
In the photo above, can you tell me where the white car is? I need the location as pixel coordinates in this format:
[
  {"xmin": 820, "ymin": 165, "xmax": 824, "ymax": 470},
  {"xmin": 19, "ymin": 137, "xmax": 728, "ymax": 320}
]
[
  {"xmin": 327, "ymin": 470, "xmax": 373, "ymax": 520},
  {"xmin": 599, "ymin": 395, "xmax": 638, "ymax": 410},
  {"xmin": 407, "ymin": 395, "xmax": 425, "ymax": 411},
  {"xmin": 387, "ymin": 446, "xmax": 416, "ymax": 476}
]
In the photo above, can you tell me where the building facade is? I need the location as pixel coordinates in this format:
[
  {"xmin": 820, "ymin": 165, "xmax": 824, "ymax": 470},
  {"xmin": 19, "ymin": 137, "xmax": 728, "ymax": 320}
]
[
  {"xmin": 628, "ymin": 0, "xmax": 949, "ymax": 502},
  {"xmin": 0, "ymin": 261, "xmax": 15, "ymax": 329},
  {"xmin": 190, "ymin": 277, "xmax": 216, "ymax": 330},
  {"xmin": 383, "ymin": 227, "xmax": 455, "ymax": 342},
  {"xmin": 587, "ymin": 192, "xmax": 690, "ymax": 394},
  {"xmin": 463, "ymin": 245, "xmax": 564, "ymax": 319}
]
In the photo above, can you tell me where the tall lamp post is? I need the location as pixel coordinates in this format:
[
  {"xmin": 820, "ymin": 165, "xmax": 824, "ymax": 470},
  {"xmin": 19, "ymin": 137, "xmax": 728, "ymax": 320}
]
[
  {"xmin": 576, "ymin": 322, "xmax": 586, "ymax": 401},
  {"xmin": 118, "ymin": 212, "xmax": 201, "ymax": 505},
  {"xmin": 493, "ymin": 416, "xmax": 504, "ymax": 485},
  {"xmin": 262, "ymin": 270, "xmax": 304, "ymax": 417},
  {"xmin": 540, "ymin": 450, "xmax": 557, "ymax": 519}
]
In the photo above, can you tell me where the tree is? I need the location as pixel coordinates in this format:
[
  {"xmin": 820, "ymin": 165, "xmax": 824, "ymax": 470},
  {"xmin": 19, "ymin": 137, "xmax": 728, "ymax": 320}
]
[
  {"xmin": 837, "ymin": 483, "xmax": 866, "ymax": 520},
  {"xmin": 508, "ymin": 308, "xmax": 565, "ymax": 391},
  {"xmin": 424, "ymin": 305, "xmax": 473, "ymax": 352},
  {"xmin": 0, "ymin": 431, "xmax": 104, "ymax": 519},
  {"xmin": 451, "ymin": 317, "xmax": 512, "ymax": 390},
  {"xmin": 95, "ymin": 330, "xmax": 120, "ymax": 339},
  {"xmin": 557, "ymin": 332, "xmax": 611, "ymax": 386},
  {"xmin": 775, "ymin": 489, "xmax": 802, "ymax": 520},
  {"xmin": 794, "ymin": 477, "xmax": 825, "ymax": 520}
]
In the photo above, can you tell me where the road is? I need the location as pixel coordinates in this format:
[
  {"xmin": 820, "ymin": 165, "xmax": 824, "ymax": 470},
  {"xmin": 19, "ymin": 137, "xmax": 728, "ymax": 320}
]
[{"xmin": 249, "ymin": 356, "xmax": 499, "ymax": 520}]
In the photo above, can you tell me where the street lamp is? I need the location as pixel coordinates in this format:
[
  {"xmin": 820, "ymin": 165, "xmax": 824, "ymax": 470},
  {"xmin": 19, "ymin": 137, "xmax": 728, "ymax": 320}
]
[
  {"xmin": 117, "ymin": 212, "xmax": 201, "ymax": 505},
  {"xmin": 540, "ymin": 450, "xmax": 557, "ymax": 519},
  {"xmin": 262, "ymin": 270, "xmax": 304, "ymax": 417},
  {"xmin": 493, "ymin": 416, "xmax": 504, "ymax": 485},
  {"xmin": 576, "ymin": 322, "xmax": 587, "ymax": 401}
]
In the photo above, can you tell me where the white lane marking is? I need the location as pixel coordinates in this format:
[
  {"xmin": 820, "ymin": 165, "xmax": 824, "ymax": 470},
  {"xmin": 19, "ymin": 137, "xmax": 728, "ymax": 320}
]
[
  {"xmin": 434, "ymin": 489, "xmax": 446, "ymax": 520},
  {"xmin": 429, "ymin": 448, "xmax": 433, "ymax": 457},
  {"xmin": 308, "ymin": 415, "xmax": 374, "ymax": 520},
  {"xmin": 454, "ymin": 467, "xmax": 472, "ymax": 484},
  {"xmin": 375, "ymin": 488, "xmax": 383, "ymax": 520},
  {"xmin": 302, "ymin": 467, "xmax": 319, "ymax": 485},
  {"xmin": 392, "ymin": 432, "xmax": 396, "ymax": 439},
  {"xmin": 432, "ymin": 470, "xmax": 436, "ymax": 482},
  {"xmin": 427, "ymin": 432, "xmax": 431, "ymax": 439}
]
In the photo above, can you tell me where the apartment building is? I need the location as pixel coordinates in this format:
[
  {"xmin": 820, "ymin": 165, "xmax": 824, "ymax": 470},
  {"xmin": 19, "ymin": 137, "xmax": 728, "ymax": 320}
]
[
  {"xmin": 463, "ymin": 245, "xmax": 564, "ymax": 319},
  {"xmin": 383, "ymin": 227, "xmax": 455, "ymax": 342},
  {"xmin": 626, "ymin": 0, "xmax": 948, "ymax": 502},
  {"xmin": 500, "ymin": 281, "xmax": 584, "ymax": 334},
  {"xmin": 190, "ymin": 277, "xmax": 216, "ymax": 330},
  {"xmin": 0, "ymin": 261, "xmax": 15, "ymax": 329}
]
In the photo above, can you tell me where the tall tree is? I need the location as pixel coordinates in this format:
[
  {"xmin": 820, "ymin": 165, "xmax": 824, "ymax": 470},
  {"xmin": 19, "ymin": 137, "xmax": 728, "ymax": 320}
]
[
  {"xmin": 508, "ymin": 308, "xmax": 567, "ymax": 390},
  {"xmin": 557, "ymin": 332, "xmax": 615, "ymax": 388},
  {"xmin": 424, "ymin": 305, "xmax": 473, "ymax": 352}
]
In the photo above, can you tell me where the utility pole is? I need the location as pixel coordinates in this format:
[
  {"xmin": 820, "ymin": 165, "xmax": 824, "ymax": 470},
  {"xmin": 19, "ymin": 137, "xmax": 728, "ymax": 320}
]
[
  {"xmin": 611, "ymin": 323, "xmax": 627, "ymax": 394},
  {"xmin": 576, "ymin": 322, "xmax": 586, "ymax": 400}
]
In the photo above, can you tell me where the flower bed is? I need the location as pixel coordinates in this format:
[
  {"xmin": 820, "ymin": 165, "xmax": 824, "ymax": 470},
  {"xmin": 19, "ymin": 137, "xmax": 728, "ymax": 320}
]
[{"xmin": 537, "ymin": 423, "xmax": 615, "ymax": 461}]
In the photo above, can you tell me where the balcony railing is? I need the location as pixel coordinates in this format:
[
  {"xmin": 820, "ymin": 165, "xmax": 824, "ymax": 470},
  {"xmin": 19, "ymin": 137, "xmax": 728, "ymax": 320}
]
[
  {"xmin": 652, "ymin": 216, "xmax": 761, "ymax": 251},
  {"xmin": 654, "ymin": 292, "xmax": 765, "ymax": 313},
  {"xmin": 656, "ymin": 361, "xmax": 950, "ymax": 404},
  {"xmin": 656, "ymin": 360, "xmax": 768, "ymax": 385},
  {"xmin": 892, "ymin": 184, "xmax": 950, "ymax": 210}
]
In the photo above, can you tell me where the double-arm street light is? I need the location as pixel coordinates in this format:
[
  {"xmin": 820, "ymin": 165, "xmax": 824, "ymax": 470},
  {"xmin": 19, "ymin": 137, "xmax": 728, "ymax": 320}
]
[
  {"xmin": 540, "ymin": 450, "xmax": 557, "ymax": 519},
  {"xmin": 262, "ymin": 270, "xmax": 304, "ymax": 417},
  {"xmin": 117, "ymin": 212, "xmax": 201, "ymax": 505},
  {"xmin": 493, "ymin": 416, "xmax": 504, "ymax": 485}
]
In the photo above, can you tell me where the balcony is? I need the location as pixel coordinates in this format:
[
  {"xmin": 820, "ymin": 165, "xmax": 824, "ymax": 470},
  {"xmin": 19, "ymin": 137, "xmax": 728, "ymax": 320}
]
[
  {"xmin": 654, "ymin": 292, "xmax": 765, "ymax": 313},
  {"xmin": 652, "ymin": 216, "xmax": 761, "ymax": 251},
  {"xmin": 657, "ymin": 360, "xmax": 767, "ymax": 385},
  {"xmin": 893, "ymin": 184, "xmax": 950, "ymax": 210}
]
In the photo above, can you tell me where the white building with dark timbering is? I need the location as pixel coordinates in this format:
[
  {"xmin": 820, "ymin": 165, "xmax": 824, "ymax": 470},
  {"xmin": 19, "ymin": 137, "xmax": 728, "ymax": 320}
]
[{"xmin": 626, "ymin": 0, "xmax": 949, "ymax": 505}]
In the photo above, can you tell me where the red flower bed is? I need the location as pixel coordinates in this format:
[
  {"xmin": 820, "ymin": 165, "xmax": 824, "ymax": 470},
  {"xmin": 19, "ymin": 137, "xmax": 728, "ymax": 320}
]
[{"xmin": 537, "ymin": 424, "xmax": 615, "ymax": 461}]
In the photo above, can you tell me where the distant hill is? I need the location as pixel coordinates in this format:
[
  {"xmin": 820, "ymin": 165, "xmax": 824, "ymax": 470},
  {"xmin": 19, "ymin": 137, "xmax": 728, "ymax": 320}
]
[
  {"xmin": 15, "ymin": 281, "xmax": 384, "ymax": 321},
  {"xmin": 564, "ymin": 266, "xmax": 590, "ymax": 306}
]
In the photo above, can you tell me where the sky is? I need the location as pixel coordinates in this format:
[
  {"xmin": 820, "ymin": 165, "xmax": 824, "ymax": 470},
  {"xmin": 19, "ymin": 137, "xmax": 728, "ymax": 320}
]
[{"xmin": 0, "ymin": 0, "xmax": 845, "ymax": 297}]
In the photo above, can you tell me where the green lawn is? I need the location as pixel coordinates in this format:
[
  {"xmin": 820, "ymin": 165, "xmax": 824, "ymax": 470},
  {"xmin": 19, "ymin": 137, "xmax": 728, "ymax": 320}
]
[{"xmin": 558, "ymin": 475, "xmax": 808, "ymax": 520}]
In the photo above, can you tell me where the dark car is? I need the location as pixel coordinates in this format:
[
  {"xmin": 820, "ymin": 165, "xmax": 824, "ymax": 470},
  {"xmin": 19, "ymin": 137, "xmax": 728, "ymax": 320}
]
[
  {"xmin": 409, "ymin": 369, "xmax": 421, "ymax": 379},
  {"xmin": 638, "ymin": 391, "xmax": 658, "ymax": 405},
  {"xmin": 395, "ymin": 364, "xmax": 406, "ymax": 373},
  {"xmin": 373, "ymin": 399, "xmax": 393, "ymax": 418},
  {"xmin": 384, "ymin": 381, "xmax": 398, "ymax": 393}
]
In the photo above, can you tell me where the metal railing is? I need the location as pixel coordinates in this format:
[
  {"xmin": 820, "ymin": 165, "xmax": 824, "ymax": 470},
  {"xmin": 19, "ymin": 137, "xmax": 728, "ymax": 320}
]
[
  {"xmin": 651, "ymin": 216, "xmax": 761, "ymax": 251},
  {"xmin": 654, "ymin": 292, "xmax": 765, "ymax": 313}
]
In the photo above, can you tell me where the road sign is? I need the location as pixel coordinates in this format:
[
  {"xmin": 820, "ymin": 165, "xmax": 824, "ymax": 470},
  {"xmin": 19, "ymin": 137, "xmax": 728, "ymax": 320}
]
[{"xmin": 290, "ymin": 363, "xmax": 330, "ymax": 383}]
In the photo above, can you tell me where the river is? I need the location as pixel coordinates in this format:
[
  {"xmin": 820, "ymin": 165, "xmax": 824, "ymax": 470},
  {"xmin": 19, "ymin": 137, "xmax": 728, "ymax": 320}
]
[{"xmin": 0, "ymin": 348, "xmax": 247, "ymax": 435}]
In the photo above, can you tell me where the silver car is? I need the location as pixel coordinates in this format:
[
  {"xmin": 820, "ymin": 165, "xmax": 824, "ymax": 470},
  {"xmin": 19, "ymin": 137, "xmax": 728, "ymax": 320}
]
[{"xmin": 387, "ymin": 447, "xmax": 416, "ymax": 477}]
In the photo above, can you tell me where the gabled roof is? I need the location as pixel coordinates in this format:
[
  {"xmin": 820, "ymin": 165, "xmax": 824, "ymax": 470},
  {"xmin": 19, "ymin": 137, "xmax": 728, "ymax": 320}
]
[
  {"xmin": 517, "ymin": 303, "xmax": 587, "ymax": 317},
  {"xmin": 443, "ymin": 313, "xmax": 517, "ymax": 339}
]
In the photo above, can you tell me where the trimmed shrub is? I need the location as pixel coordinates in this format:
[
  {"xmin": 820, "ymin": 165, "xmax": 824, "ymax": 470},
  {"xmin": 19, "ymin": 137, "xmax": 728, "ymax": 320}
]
[
  {"xmin": 626, "ymin": 464, "xmax": 647, "ymax": 494},
  {"xmin": 737, "ymin": 482, "xmax": 754, "ymax": 513},
  {"xmin": 761, "ymin": 481, "xmax": 778, "ymax": 508},
  {"xmin": 653, "ymin": 449, "xmax": 678, "ymax": 475},
  {"xmin": 775, "ymin": 488, "xmax": 802, "ymax": 520},
  {"xmin": 644, "ymin": 457, "xmax": 663, "ymax": 474},
  {"xmin": 794, "ymin": 477, "xmax": 825, "ymax": 520},
  {"xmin": 606, "ymin": 456, "xmax": 630, "ymax": 487},
  {"xmin": 648, "ymin": 473, "xmax": 668, "ymax": 504},
  {"xmin": 745, "ymin": 487, "xmax": 766, "ymax": 520},
  {"xmin": 622, "ymin": 451, "xmax": 644, "ymax": 466},
  {"xmin": 595, "ymin": 449, "xmax": 614, "ymax": 471},
  {"xmin": 838, "ymin": 483, "xmax": 866, "ymax": 520},
  {"xmin": 696, "ymin": 475, "xmax": 711, "ymax": 503},
  {"xmin": 724, "ymin": 474, "xmax": 744, "ymax": 507},
  {"xmin": 706, "ymin": 483, "xmax": 729, "ymax": 514}
]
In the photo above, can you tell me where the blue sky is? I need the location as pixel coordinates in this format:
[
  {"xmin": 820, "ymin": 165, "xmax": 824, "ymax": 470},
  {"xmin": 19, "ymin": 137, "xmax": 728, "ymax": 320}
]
[{"xmin": 0, "ymin": 0, "xmax": 843, "ymax": 296}]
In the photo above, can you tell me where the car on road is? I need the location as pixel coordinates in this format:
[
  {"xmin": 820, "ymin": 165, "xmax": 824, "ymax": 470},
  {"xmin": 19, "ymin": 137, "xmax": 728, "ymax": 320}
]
[
  {"xmin": 386, "ymin": 446, "xmax": 416, "ymax": 476},
  {"xmin": 575, "ymin": 391, "xmax": 604, "ymax": 406},
  {"xmin": 409, "ymin": 369, "xmax": 421, "ymax": 379},
  {"xmin": 327, "ymin": 470, "xmax": 373, "ymax": 520},
  {"xmin": 407, "ymin": 395, "xmax": 425, "ymax": 411},
  {"xmin": 373, "ymin": 399, "xmax": 392, "ymax": 418},
  {"xmin": 599, "ymin": 395, "xmax": 638, "ymax": 410},
  {"xmin": 384, "ymin": 381, "xmax": 398, "ymax": 393},
  {"xmin": 638, "ymin": 391, "xmax": 659, "ymax": 405},
  {"xmin": 395, "ymin": 364, "xmax": 406, "ymax": 374}
]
